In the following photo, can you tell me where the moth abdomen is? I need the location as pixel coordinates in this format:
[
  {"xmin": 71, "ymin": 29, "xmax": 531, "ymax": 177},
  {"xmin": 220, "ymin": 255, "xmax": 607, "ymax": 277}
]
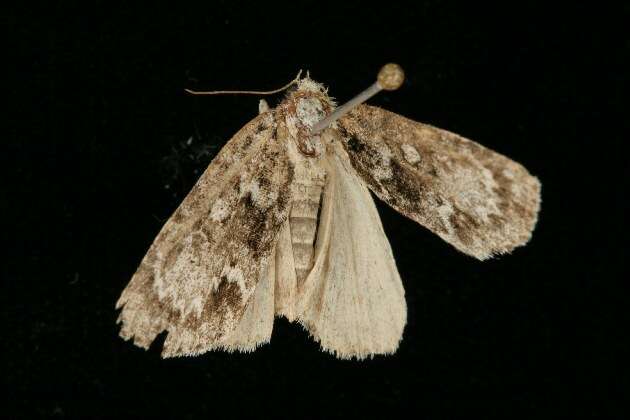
[{"xmin": 289, "ymin": 178, "xmax": 325, "ymax": 282}]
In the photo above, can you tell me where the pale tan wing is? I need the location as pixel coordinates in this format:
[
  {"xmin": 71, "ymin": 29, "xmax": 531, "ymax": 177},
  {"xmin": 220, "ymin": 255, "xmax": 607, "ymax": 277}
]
[
  {"xmin": 337, "ymin": 105, "xmax": 541, "ymax": 260},
  {"xmin": 116, "ymin": 111, "xmax": 294, "ymax": 357},
  {"xmin": 295, "ymin": 141, "xmax": 406, "ymax": 360}
]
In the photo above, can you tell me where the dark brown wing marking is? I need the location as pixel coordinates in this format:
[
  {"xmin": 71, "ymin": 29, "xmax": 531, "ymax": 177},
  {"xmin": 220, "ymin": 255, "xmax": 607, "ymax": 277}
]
[{"xmin": 338, "ymin": 105, "xmax": 541, "ymax": 260}]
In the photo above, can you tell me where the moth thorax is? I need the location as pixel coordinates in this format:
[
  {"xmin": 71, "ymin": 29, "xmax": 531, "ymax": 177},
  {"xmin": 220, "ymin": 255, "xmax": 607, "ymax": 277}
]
[
  {"xmin": 296, "ymin": 97, "xmax": 326, "ymax": 127},
  {"xmin": 286, "ymin": 96, "xmax": 329, "ymax": 157}
]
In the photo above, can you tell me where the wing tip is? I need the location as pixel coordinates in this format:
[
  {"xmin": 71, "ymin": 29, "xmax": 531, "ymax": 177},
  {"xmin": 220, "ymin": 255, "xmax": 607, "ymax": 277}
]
[{"xmin": 458, "ymin": 170, "xmax": 542, "ymax": 261}]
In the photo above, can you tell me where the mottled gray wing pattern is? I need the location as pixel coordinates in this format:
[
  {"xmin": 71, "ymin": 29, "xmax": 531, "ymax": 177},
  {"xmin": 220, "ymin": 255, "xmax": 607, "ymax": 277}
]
[
  {"xmin": 116, "ymin": 112, "xmax": 294, "ymax": 357},
  {"xmin": 337, "ymin": 105, "xmax": 541, "ymax": 260}
]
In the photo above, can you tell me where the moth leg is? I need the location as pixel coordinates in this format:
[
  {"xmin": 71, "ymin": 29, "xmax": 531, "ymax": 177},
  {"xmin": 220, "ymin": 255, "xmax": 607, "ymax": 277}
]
[{"xmin": 258, "ymin": 99, "xmax": 270, "ymax": 114}]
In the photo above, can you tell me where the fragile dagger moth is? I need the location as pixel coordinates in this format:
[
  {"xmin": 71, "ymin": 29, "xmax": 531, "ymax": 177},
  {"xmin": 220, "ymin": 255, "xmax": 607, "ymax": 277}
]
[{"xmin": 116, "ymin": 64, "xmax": 541, "ymax": 359}]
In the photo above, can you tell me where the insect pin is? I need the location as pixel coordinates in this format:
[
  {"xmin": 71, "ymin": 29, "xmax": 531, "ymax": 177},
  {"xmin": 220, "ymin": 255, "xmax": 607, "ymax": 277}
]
[{"xmin": 116, "ymin": 64, "xmax": 541, "ymax": 359}]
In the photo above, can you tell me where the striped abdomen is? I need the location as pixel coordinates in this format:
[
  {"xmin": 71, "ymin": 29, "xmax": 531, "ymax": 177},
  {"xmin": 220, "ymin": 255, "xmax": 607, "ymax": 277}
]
[{"xmin": 290, "ymin": 180, "xmax": 324, "ymax": 282}]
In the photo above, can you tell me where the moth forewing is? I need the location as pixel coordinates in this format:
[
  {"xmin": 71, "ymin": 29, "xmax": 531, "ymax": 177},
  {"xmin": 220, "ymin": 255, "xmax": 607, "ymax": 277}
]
[
  {"xmin": 338, "ymin": 104, "xmax": 541, "ymax": 260},
  {"xmin": 116, "ymin": 112, "xmax": 294, "ymax": 357}
]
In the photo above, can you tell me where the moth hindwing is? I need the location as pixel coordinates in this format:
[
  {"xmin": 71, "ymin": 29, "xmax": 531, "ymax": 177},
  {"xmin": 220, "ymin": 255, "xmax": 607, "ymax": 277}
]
[{"xmin": 116, "ymin": 73, "xmax": 540, "ymax": 360}]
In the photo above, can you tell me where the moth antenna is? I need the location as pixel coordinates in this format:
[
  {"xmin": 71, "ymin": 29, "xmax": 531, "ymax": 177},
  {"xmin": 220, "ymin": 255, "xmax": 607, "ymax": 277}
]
[
  {"xmin": 185, "ymin": 70, "xmax": 303, "ymax": 96},
  {"xmin": 311, "ymin": 63, "xmax": 404, "ymax": 134}
]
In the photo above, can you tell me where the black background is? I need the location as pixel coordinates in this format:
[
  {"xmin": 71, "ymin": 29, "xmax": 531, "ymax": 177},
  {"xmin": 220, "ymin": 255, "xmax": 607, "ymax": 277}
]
[{"xmin": 5, "ymin": 1, "xmax": 628, "ymax": 418}]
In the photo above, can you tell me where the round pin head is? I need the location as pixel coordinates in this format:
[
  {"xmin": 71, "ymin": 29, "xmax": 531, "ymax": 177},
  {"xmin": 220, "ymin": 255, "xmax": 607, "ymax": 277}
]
[{"xmin": 377, "ymin": 63, "xmax": 405, "ymax": 91}]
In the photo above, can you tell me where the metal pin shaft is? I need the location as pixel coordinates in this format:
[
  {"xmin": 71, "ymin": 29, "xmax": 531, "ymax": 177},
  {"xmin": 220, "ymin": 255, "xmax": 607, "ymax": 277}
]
[
  {"xmin": 310, "ymin": 63, "xmax": 405, "ymax": 135},
  {"xmin": 311, "ymin": 82, "xmax": 382, "ymax": 134}
]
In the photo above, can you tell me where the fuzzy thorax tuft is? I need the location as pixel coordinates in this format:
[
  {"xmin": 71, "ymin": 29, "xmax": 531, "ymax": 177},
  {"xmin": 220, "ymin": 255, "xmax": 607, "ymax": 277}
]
[{"xmin": 296, "ymin": 76, "xmax": 329, "ymax": 94}]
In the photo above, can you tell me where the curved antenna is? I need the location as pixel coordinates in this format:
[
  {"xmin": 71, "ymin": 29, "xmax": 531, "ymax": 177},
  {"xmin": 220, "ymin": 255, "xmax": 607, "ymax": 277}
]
[
  {"xmin": 310, "ymin": 63, "xmax": 404, "ymax": 134},
  {"xmin": 185, "ymin": 70, "xmax": 303, "ymax": 96}
]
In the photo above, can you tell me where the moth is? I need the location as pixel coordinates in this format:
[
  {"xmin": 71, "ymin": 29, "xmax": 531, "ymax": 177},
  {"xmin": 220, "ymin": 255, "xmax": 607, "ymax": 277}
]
[{"xmin": 116, "ymin": 64, "xmax": 541, "ymax": 360}]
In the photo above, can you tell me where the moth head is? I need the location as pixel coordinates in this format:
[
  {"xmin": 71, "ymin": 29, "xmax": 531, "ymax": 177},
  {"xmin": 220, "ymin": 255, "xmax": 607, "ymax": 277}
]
[{"xmin": 279, "ymin": 76, "xmax": 336, "ymax": 157}]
